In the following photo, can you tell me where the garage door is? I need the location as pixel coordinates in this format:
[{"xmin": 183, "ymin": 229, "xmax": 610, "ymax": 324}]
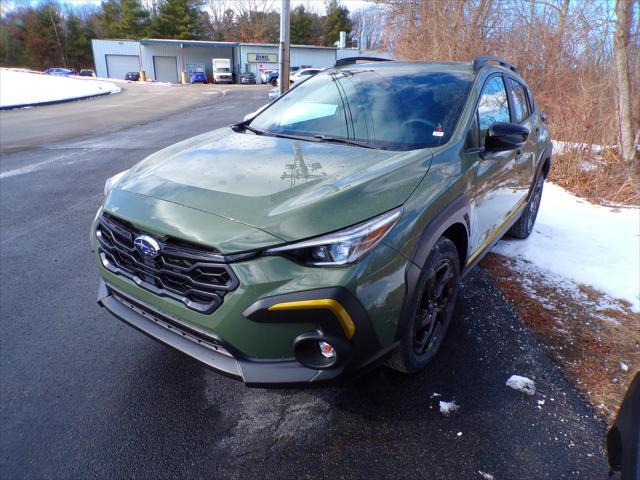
[
  {"xmin": 153, "ymin": 56, "xmax": 178, "ymax": 83},
  {"xmin": 105, "ymin": 55, "xmax": 140, "ymax": 80}
]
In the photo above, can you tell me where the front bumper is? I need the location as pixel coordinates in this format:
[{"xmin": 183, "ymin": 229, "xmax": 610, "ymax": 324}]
[{"xmin": 98, "ymin": 280, "xmax": 394, "ymax": 386}]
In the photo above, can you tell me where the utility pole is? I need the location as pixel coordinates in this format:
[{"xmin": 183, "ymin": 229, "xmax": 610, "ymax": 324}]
[
  {"xmin": 278, "ymin": 0, "xmax": 291, "ymax": 95},
  {"xmin": 48, "ymin": 7, "xmax": 66, "ymax": 68}
]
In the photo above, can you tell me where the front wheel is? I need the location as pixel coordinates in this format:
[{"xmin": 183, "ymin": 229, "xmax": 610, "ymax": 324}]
[
  {"xmin": 387, "ymin": 237, "xmax": 460, "ymax": 374},
  {"xmin": 508, "ymin": 174, "xmax": 544, "ymax": 239}
]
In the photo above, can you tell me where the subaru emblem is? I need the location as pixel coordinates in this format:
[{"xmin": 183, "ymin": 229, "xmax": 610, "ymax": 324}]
[{"xmin": 134, "ymin": 235, "xmax": 160, "ymax": 258}]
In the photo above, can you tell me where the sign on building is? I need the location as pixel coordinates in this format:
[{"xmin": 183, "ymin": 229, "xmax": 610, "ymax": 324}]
[{"xmin": 247, "ymin": 53, "xmax": 278, "ymax": 63}]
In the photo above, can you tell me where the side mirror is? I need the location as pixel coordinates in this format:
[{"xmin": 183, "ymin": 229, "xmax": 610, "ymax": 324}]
[{"xmin": 483, "ymin": 122, "xmax": 529, "ymax": 156}]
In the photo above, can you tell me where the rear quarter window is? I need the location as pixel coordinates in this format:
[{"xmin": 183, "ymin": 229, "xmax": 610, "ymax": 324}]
[{"xmin": 510, "ymin": 80, "xmax": 531, "ymax": 123}]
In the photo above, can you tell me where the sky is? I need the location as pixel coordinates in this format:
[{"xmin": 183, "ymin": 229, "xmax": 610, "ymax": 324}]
[{"xmin": 2, "ymin": 0, "xmax": 378, "ymax": 15}]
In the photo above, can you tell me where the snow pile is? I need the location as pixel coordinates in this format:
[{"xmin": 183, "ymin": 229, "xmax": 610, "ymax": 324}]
[
  {"xmin": 0, "ymin": 69, "xmax": 121, "ymax": 108},
  {"xmin": 493, "ymin": 182, "xmax": 640, "ymax": 312},
  {"xmin": 506, "ymin": 375, "xmax": 536, "ymax": 395},
  {"xmin": 439, "ymin": 400, "xmax": 459, "ymax": 416}
]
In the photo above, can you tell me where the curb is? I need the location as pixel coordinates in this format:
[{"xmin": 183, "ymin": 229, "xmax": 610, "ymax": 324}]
[{"xmin": 0, "ymin": 91, "xmax": 116, "ymax": 111}]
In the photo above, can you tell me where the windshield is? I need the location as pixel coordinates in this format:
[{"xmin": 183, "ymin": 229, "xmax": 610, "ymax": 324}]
[
  {"xmin": 250, "ymin": 67, "xmax": 473, "ymax": 151},
  {"xmin": 215, "ymin": 68, "xmax": 230, "ymax": 73}
]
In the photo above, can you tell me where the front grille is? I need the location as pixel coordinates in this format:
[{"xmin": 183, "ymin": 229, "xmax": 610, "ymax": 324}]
[{"xmin": 96, "ymin": 213, "xmax": 238, "ymax": 314}]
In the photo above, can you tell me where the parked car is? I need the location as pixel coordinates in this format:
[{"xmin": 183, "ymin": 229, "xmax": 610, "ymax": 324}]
[
  {"xmin": 78, "ymin": 69, "xmax": 96, "ymax": 77},
  {"xmin": 240, "ymin": 72, "xmax": 257, "ymax": 84},
  {"xmin": 260, "ymin": 70, "xmax": 275, "ymax": 83},
  {"xmin": 44, "ymin": 68, "xmax": 75, "ymax": 76},
  {"xmin": 276, "ymin": 67, "xmax": 323, "ymax": 87},
  {"xmin": 266, "ymin": 67, "xmax": 302, "ymax": 86},
  {"xmin": 607, "ymin": 372, "xmax": 639, "ymax": 480},
  {"xmin": 124, "ymin": 72, "xmax": 140, "ymax": 81},
  {"xmin": 265, "ymin": 70, "xmax": 279, "ymax": 86},
  {"xmin": 190, "ymin": 71, "xmax": 207, "ymax": 84},
  {"xmin": 94, "ymin": 56, "xmax": 552, "ymax": 386}
]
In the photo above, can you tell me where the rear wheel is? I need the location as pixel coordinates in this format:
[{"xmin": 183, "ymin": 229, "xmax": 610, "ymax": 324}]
[
  {"xmin": 387, "ymin": 237, "xmax": 460, "ymax": 374},
  {"xmin": 509, "ymin": 174, "xmax": 544, "ymax": 239},
  {"xmin": 271, "ymin": 78, "xmax": 277, "ymax": 86}
]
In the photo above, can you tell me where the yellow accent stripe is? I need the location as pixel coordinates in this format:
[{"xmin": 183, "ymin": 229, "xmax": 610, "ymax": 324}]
[
  {"xmin": 267, "ymin": 299, "xmax": 356, "ymax": 339},
  {"xmin": 466, "ymin": 197, "xmax": 528, "ymax": 267}
]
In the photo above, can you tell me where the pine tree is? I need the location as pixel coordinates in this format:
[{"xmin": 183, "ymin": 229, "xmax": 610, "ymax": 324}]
[
  {"xmin": 150, "ymin": 0, "xmax": 208, "ymax": 40},
  {"xmin": 290, "ymin": 5, "xmax": 313, "ymax": 45},
  {"xmin": 65, "ymin": 12, "xmax": 91, "ymax": 69},
  {"xmin": 111, "ymin": 0, "xmax": 151, "ymax": 39},
  {"xmin": 98, "ymin": 0, "xmax": 122, "ymax": 38},
  {"xmin": 323, "ymin": 0, "xmax": 352, "ymax": 47}
]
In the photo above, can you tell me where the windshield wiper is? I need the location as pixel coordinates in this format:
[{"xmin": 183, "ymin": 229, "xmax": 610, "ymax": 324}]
[
  {"xmin": 230, "ymin": 119, "xmax": 265, "ymax": 136},
  {"xmin": 312, "ymin": 135, "xmax": 379, "ymax": 149}
]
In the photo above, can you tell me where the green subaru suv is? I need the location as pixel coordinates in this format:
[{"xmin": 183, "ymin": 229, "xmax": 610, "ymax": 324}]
[{"xmin": 93, "ymin": 56, "xmax": 551, "ymax": 386}]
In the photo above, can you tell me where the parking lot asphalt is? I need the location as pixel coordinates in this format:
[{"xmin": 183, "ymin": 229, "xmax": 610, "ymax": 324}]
[
  {"xmin": 0, "ymin": 85, "xmax": 607, "ymax": 479},
  {"xmin": 0, "ymin": 82, "xmax": 264, "ymax": 154}
]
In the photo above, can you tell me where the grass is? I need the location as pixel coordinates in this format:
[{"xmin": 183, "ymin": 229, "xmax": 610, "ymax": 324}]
[
  {"xmin": 549, "ymin": 146, "xmax": 640, "ymax": 206},
  {"xmin": 483, "ymin": 254, "xmax": 639, "ymax": 423}
]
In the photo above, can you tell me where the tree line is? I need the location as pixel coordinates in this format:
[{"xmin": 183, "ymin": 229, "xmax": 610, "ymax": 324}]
[
  {"xmin": 381, "ymin": 0, "xmax": 638, "ymax": 198},
  {"xmin": 0, "ymin": 0, "xmax": 353, "ymax": 70}
]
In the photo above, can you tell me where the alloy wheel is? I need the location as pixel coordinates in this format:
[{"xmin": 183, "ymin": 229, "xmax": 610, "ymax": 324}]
[{"xmin": 413, "ymin": 258, "xmax": 456, "ymax": 355}]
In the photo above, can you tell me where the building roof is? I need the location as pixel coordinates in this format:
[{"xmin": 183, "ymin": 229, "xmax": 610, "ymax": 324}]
[
  {"xmin": 130, "ymin": 39, "xmax": 337, "ymax": 50},
  {"xmin": 139, "ymin": 39, "xmax": 239, "ymax": 47},
  {"xmin": 94, "ymin": 38, "xmax": 342, "ymax": 51},
  {"xmin": 239, "ymin": 42, "xmax": 337, "ymax": 50}
]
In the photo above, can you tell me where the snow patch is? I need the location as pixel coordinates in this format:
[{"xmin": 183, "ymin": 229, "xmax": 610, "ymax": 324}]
[
  {"xmin": 478, "ymin": 472, "xmax": 495, "ymax": 480},
  {"xmin": 493, "ymin": 182, "xmax": 640, "ymax": 312},
  {"xmin": 0, "ymin": 68, "xmax": 120, "ymax": 108},
  {"xmin": 552, "ymin": 140, "xmax": 613, "ymax": 155},
  {"xmin": 506, "ymin": 375, "xmax": 536, "ymax": 395},
  {"xmin": 439, "ymin": 400, "xmax": 459, "ymax": 416}
]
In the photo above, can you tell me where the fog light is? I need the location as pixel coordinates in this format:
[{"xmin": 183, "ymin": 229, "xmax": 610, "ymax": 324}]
[{"xmin": 319, "ymin": 341, "xmax": 336, "ymax": 359}]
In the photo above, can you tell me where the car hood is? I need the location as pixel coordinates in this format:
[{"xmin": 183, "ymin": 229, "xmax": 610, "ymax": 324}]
[{"xmin": 115, "ymin": 128, "xmax": 432, "ymax": 250}]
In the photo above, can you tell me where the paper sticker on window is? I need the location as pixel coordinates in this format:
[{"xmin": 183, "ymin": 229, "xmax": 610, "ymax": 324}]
[{"xmin": 432, "ymin": 125, "xmax": 444, "ymax": 137}]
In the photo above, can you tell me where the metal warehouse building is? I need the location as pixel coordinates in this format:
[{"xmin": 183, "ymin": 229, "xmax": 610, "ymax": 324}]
[{"xmin": 92, "ymin": 38, "xmax": 355, "ymax": 84}]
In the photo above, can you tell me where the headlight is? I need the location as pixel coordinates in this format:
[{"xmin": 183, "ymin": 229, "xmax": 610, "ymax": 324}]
[
  {"xmin": 103, "ymin": 170, "xmax": 128, "ymax": 197},
  {"xmin": 265, "ymin": 208, "xmax": 402, "ymax": 266}
]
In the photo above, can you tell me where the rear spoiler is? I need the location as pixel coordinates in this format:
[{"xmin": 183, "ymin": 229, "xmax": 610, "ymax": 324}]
[{"xmin": 334, "ymin": 56, "xmax": 392, "ymax": 68}]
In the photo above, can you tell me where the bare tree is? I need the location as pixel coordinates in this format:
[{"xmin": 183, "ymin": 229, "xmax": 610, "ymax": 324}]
[{"xmin": 613, "ymin": 0, "xmax": 637, "ymax": 166}]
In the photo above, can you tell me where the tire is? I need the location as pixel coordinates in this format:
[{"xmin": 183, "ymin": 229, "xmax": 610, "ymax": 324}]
[
  {"xmin": 387, "ymin": 237, "xmax": 461, "ymax": 374},
  {"xmin": 271, "ymin": 79, "xmax": 277, "ymax": 86},
  {"xmin": 508, "ymin": 174, "xmax": 544, "ymax": 239}
]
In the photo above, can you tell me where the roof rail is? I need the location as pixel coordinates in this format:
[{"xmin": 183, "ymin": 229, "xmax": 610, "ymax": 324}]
[
  {"xmin": 473, "ymin": 55, "xmax": 517, "ymax": 73},
  {"xmin": 334, "ymin": 56, "xmax": 392, "ymax": 68}
]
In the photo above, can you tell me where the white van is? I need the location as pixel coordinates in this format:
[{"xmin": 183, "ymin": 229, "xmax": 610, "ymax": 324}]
[{"xmin": 212, "ymin": 59, "xmax": 233, "ymax": 84}]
